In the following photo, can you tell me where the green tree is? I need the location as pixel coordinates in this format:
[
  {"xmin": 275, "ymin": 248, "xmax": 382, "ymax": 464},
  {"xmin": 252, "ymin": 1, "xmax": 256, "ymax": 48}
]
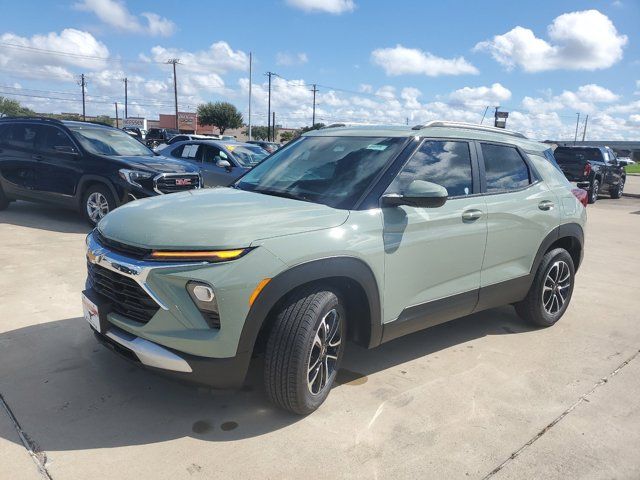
[
  {"xmin": 279, "ymin": 130, "xmax": 299, "ymax": 143},
  {"xmin": 243, "ymin": 125, "xmax": 270, "ymax": 140},
  {"xmin": 94, "ymin": 115, "xmax": 114, "ymax": 126},
  {"xmin": 197, "ymin": 101, "xmax": 243, "ymax": 135},
  {"xmin": 0, "ymin": 96, "xmax": 35, "ymax": 117}
]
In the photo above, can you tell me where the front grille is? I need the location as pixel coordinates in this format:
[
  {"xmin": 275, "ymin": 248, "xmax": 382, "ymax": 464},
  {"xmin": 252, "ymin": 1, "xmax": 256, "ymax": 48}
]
[
  {"xmin": 87, "ymin": 262, "xmax": 159, "ymax": 324},
  {"xmin": 95, "ymin": 230, "xmax": 150, "ymax": 260},
  {"xmin": 154, "ymin": 174, "xmax": 200, "ymax": 194}
]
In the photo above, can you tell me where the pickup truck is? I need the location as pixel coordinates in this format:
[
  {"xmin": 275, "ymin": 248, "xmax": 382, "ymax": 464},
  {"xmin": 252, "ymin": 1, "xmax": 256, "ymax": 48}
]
[{"xmin": 553, "ymin": 146, "xmax": 626, "ymax": 203}]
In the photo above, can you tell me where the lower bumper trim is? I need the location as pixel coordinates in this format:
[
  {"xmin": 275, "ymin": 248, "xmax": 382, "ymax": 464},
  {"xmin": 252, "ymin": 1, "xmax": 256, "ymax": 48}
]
[{"xmin": 105, "ymin": 327, "xmax": 192, "ymax": 373}]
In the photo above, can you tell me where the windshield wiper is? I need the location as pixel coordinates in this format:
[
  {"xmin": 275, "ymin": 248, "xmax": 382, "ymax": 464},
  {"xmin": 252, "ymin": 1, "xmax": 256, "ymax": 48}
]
[{"xmin": 254, "ymin": 188, "xmax": 309, "ymax": 202}]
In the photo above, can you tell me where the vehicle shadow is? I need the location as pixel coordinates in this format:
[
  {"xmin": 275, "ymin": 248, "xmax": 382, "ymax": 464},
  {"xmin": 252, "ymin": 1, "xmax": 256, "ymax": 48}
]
[
  {"xmin": 0, "ymin": 200, "xmax": 91, "ymax": 234},
  {"xmin": 0, "ymin": 308, "xmax": 533, "ymax": 451}
]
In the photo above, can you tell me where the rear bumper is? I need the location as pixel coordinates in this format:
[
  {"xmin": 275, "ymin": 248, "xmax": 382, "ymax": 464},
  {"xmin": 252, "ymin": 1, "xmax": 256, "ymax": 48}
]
[{"xmin": 93, "ymin": 324, "xmax": 251, "ymax": 389}]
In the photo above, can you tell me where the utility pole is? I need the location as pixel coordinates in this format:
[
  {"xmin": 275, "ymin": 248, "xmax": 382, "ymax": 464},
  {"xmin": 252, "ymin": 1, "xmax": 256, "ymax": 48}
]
[
  {"xmin": 167, "ymin": 59, "xmax": 180, "ymax": 130},
  {"xmin": 114, "ymin": 102, "xmax": 119, "ymax": 128},
  {"xmin": 582, "ymin": 114, "xmax": 589, "ymax": 141},
  {"xmin": 78, "ymin": 73, "xmax": 86, "ymax": 121},
  {"xmin": 310, "ymin": 83, "xmax": 318, "ymax": 127},
  {"xmin": 122, "ymin": 77, "xmax": 128, "ymax": 120},
  {"xmin": 248, "ymin": 52, "xmax": 253, "ymax": 141},
  {"xmin": 272, "ymin": 111, "xmax": 276, "ymax": 142},
  {"xmin": 574, "ymin": 113, "xmax": 580, "ymax": 145},
  {"xmin": 265, "ymin": 71, "xmax": 278, "ymax": 141}
]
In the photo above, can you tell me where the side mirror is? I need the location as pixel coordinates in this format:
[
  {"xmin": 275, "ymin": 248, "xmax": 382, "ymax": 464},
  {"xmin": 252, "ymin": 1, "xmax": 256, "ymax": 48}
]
[
  {"xmin": 216, "ymin": 158, "xmax": 232, "ymax": 170},
  {"xmin": 54, "ymin": 145, "xmax": 79, "ymax": 156},
  {"xmin": 381, "ymin": 180, "xmax": 448, "ymax": 208}
]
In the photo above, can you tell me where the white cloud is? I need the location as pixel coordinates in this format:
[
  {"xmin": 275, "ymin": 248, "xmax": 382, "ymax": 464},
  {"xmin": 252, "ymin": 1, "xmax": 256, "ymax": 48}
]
[
  {"xmin": 475, "ymin": 10, "xmax": 627, "ymax": 72},
  {"xmin": 147, "ymin": 41, "xmax": 248, "ymax": 74},
  {"xmin": 449, "ymin": 83, "xmax": 512, "ymax": 106},
  {"xmin": 371, "ymin": 45, "xmax": 478, "ymax": 76},
  {"xmin": 0, "ymin": 28, "xmax": 110, "ymax": 81},
  {"xmin": 276, "ymin": 52, "xmax": 308, "ymax": 66},
  {"xmin": 522, "ymin": 84, "xmax": 619, "ymax": 114},
  {"xmin": 285, "ymin": 0, "xmax": 355, "ymax": 14},
  {"xmin": 75, "ymin": 0, "xmax": 176, "ymax": 37}
]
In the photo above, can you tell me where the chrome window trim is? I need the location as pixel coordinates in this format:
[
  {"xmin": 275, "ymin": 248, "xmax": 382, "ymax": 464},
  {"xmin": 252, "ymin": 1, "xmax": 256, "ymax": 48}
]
[{"xmin": 86, "ymin": 231, "xmax": 206, "ymax": 310}]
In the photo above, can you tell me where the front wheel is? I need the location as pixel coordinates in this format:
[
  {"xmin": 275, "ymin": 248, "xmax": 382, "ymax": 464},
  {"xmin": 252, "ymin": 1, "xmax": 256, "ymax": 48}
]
[
  {"xmin": 515, "ymin": 248, "xmax": 575, "ymax": 327},
  {"xmin": 610, "ymin": 178, "xmax": 624, "ymax": 199},
  {"xmin": 264, "ymin": 287, "xmax": 346, "ymax": 415},
  {"xmin": 82, "ymin": 184, "xmax": 116, "ymax": 226}
]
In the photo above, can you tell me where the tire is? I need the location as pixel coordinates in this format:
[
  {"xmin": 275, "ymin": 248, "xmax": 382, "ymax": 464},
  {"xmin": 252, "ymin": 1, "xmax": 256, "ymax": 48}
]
[
  {"xmin": 82, "ymin": 184, "xmax": 116, "ymax": 227},
  {"xmin": 588, "ymin": 179, "xmax": 599, "ymax": 204},
  {"xmin": 610, "ymin": 177, "xmax": 624, "ymax": 199},
  {"xmin": 0, "ymin": 186, "xmax": 9, "ymax": 211},
  {"xmin": 515, "ymin": 248, "xmax": 575, "ymax": 327},
  {"xmin": 264, "ymin": 287, "xmax": 346, "ymax": 415}
]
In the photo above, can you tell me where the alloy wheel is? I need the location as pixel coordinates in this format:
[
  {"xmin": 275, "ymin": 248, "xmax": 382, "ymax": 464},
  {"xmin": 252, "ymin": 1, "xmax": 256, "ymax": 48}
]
[
  {"xmin": 307, "ymin": 309, "xmax": 341, "ymax": 395},
  {"xmin": 86, "ymin": 192, "xmax": 110, "ymax": 222},
  {"xmin": 542, "ymin": 260, "xmax": 571, "ymax": 315}
]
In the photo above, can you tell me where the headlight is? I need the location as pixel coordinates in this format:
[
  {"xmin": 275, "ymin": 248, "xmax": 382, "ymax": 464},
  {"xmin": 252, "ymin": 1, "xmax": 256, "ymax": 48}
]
[
  {"xmin": 148, "ymin": 248, "xmax": 251, "ymax": 262},
  {"xmin": 119, "ymin": 169, "xmax": 154, "ymax": 188}
]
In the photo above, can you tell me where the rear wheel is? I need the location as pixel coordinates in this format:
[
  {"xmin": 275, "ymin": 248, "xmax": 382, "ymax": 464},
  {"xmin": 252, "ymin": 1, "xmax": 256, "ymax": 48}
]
[
  {"xmin": 588, "ymin": 179, "xmax": 599, "ymax": 204},
  {"xmin": 82, "ymin": 184, "xmax": 116, "ymax": 226},
  {"xmin": 610, "ymin": 177, "xmax": 624, "ymax": 199},
  {"xmin": 515, "ymin": 248, "xmax": 575, "ymax": 327},
  {"xmin": 264, "ymin": 287, "xmax": 346, "ymax": 415}
]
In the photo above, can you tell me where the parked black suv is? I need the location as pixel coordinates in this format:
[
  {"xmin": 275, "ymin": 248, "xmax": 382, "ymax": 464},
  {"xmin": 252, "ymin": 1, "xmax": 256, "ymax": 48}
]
[
  {"xmin": 145, "ymin": 128, "xmax": 179, "ymax": 148},
  {"xmin": 0, "ymin": 118, "xmax": 201, "ymax": 225},
  {"xmin": 554, "ymin": 146, "xmax": 625, "ymax": 204}
]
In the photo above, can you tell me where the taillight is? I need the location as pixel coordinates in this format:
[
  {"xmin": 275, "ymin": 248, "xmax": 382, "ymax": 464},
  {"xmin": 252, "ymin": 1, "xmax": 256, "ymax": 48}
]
[
  {"xmin": 571, "ymin": 188, "xmax": 588, "ymax": 207},
  {"xmin": 583, "ymin": 162, "xmax": 592, "ymax": 177}
]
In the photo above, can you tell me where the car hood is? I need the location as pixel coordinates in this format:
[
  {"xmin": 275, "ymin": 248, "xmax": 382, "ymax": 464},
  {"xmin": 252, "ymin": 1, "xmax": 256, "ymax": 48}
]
[
  {"xmin": 111, "ymin": 155, "xmax": 198, "ymax": 174},
  {"xmin": 97, "ymin": 187, "xmax": 350, "ymax": 249}
]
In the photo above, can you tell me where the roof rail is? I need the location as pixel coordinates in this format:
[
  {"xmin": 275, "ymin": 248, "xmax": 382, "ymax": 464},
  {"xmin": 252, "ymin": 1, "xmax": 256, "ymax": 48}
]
[
  {"xmin": 0, "ymin": 116, "xmax": 64, "ymax": 124},
  {"xmin": 321, "ymin": 123, "xmax": 346, "ymax": 129},
  {"xmin": 412, "ymin": 121, "xmax": 527, "ymax": 139}
]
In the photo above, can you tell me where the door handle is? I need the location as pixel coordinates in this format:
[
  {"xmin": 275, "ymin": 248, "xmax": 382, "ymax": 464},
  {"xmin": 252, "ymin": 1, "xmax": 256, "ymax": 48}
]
[
  {"xmin": 32, "ymin": 154, "xmax": 44, "ymax": 161},
  {"xmin": 538, "ymin": 200, "xmax": 555, "ymax": 211},
  {"xmin": 462, "ymin": 209, "xmax": 483, "ymax": 221}
]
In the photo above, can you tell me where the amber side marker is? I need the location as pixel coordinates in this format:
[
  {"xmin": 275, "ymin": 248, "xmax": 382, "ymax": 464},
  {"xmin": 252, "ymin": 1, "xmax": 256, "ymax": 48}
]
[{"xmin": 249, "ymin": 278, "xmax": 271, "ymax": 307}]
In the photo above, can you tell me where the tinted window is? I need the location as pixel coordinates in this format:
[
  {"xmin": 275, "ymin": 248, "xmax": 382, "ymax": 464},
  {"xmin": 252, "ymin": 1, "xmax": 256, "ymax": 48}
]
[
  {"xmin": 2, "ymin": 124, "xmax": 37, "ymax": 149},
  {"xmin": 39, "ymin": 126, "xmax": 75, "ymax": 152},
  {"xmin": 554, "ymin": 147, "xmax": 603, "ymax": 163},
  {"xmin": 388, "ymin": 140, "xmax": 473, "ymax": 197},
  {"xmin": 202, "ymin": 146, "xmax": 225, "ymax": 164},
  {"xmin": 482, "ymin": 144, "xmax": 530, "ymax": 192}
]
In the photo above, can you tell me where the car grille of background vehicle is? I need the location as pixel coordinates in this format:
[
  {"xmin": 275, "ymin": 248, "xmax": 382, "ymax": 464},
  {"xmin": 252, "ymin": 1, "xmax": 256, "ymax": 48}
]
[{"xmin": 154, "ymin": 174, "xmax": 200, "ymax": 194}]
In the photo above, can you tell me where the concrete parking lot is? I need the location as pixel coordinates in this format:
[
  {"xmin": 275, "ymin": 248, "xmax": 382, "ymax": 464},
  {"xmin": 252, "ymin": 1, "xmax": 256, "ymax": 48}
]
[{"xmin": 1, "ymin": 178, "xmax": 639, "ymax": 480}]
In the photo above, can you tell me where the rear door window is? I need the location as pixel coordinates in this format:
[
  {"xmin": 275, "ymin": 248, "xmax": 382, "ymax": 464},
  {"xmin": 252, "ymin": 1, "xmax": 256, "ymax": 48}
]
[
  {"xmin": 3, "ymin": 124, "xmax": 38, "ymax": 149},
  {"xmin": 481, "ymin": 143, "xmax": 531, "ymax": 192}
]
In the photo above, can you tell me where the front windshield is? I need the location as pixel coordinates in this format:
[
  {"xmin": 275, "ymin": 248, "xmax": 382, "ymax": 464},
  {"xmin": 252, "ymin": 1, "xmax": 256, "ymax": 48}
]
[
  {"xmin": 236, "ymin": 136, "xmax": 406, "ymax": 209},
  {"xmin": 70, "ymin": 126, "xmax": 154, "ymax": 156},
  {"xmin": 228, "ymin": 145, "xmax": 268, "ymax": 167}
]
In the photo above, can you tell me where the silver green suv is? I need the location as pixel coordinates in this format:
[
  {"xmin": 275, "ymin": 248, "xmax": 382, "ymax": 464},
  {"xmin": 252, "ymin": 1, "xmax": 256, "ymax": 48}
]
[{"xmin": 83, "ymin": 122, "xmax": 586, "ymax": 414}]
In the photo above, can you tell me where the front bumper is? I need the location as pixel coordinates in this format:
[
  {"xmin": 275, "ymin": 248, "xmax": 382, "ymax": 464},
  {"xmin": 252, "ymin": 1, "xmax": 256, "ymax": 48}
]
[{"xmin": 92, "ymin": 323, "xmax": 251, "ymax": 388}]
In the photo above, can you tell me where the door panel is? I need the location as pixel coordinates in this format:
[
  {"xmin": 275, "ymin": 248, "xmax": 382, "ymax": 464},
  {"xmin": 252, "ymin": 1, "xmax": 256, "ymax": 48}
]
[
  {"xmin": 201, "ymin": 146, "xmax": 237, "ymax": 186},
  {"xmin": 35, "ymin": 125, "xmax": 82, "ymax": 197},
  {"xmin": 382, "ymin": 140, "xmax": 487, "ymax": 323},
  {"xmin": 479, "ymin": 143, "xmax": 560, "ymax": 288},
  {"xmin": 0, "ymin": 123, "xmax": 39, "ymax": 196}
]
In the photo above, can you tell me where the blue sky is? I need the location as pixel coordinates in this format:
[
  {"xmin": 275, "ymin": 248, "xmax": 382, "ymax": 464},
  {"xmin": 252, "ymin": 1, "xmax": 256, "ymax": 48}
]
[{"xmin": 0, "ymin": 0, "xmax": 638, "ymax": 139}]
